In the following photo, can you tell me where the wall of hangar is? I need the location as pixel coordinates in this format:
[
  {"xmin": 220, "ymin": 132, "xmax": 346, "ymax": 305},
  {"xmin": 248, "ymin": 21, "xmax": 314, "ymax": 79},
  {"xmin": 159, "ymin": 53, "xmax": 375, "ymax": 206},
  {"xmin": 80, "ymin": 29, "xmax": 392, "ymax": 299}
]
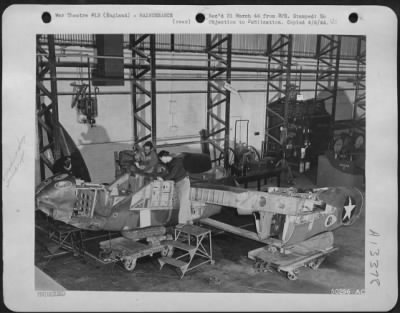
[{"xmin": 36, "ymin": 48, "xmax": 361, "ymax": 184}]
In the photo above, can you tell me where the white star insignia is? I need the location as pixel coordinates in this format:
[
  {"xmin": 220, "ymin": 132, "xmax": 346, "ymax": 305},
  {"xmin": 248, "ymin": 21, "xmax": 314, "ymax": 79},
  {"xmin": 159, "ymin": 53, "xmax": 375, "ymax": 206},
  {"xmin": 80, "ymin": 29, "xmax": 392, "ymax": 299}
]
[{"xmin": 343, "ymin": 197, "xmax": 356, "ymax": 221}]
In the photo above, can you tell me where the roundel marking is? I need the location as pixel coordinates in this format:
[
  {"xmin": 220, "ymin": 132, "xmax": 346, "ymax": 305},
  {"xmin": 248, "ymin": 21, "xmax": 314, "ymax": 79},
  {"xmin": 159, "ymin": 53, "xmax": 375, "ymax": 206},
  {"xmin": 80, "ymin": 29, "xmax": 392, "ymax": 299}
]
[{"xmin": 342, "ymin": 196, "xmax": 357, "ymax": 224}]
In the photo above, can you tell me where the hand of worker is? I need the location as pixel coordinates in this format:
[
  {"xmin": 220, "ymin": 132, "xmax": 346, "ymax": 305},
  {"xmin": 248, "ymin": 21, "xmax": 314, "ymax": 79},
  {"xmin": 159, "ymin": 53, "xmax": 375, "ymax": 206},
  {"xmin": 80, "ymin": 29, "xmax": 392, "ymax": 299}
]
[{"xmin": 156, "ymin": 176, "xmax": 164, "ymax": 181}]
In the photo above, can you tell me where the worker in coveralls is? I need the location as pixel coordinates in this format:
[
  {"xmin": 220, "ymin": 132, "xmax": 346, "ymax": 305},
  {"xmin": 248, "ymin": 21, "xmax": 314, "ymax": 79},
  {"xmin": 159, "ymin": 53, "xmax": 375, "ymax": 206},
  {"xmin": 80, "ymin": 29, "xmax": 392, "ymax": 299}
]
[
  {"xmin": 157, "ymin": 150, "xmax": 192, "ymax": 225},
  {"xmin": 140, "ymin": 141, "xmax": 159, "ymax": 175},
  {"xmin": 127, "ymin": 141, "xmax": 158, "ymax": 189}
]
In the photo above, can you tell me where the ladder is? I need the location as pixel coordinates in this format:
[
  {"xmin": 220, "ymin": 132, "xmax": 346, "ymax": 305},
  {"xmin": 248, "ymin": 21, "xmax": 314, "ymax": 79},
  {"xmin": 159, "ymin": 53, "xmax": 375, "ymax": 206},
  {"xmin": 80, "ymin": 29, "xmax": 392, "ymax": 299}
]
[{"xmin": 159, "ymin": 224, "xmax": 214, "ymax": 278}]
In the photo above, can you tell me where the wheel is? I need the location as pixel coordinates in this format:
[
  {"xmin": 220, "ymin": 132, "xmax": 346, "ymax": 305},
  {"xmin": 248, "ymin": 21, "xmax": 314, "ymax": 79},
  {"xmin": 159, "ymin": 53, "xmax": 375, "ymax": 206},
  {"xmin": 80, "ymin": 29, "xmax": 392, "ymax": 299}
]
[
  {"xmin": 123, "ymin": 257, "xmax": 137, "ymax": 272},
  {"xmin": 287, "ymin": 271, "xmax": 298, "ymax": 281},
  {"xmin": 161, "ymin": 245, "xmax": 175, "ymax": 257},
  {"xmin": 218, "ymin": 148, "xmax": 236, "ymax": 168}
]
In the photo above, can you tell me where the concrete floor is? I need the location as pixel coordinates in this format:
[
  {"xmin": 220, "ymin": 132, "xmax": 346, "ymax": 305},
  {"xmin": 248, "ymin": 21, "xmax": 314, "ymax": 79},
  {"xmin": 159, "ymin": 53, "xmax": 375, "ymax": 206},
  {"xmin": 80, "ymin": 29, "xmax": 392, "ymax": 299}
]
[{"xmin": 35, "ymin": 173, "xmax": 365, "ymax": 293}]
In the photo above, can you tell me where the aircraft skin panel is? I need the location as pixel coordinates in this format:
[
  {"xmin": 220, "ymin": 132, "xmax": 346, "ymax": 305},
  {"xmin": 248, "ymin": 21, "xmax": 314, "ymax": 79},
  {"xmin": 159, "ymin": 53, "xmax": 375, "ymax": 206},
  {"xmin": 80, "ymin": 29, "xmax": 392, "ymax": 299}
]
[
  {"xmin": 140, "ymin": 210, "xmax": 151, "ymax": 227},
  {"xmin": 191, "ymin": 186, "xmax": 318, "ymax": 216},
  {"xmin": 285, "ymin": 223, "xmax": 312, "ymax": 246},
  {"xmin": 282, "ymin": 216, "xmax": 296, "ymax": 243},
  {"xmin": 43, "ymin": 106, "xmax": 91, "ymax": 181},
  {"xmin": 201, "ymin": 204, "xmax": 222, "ymax": 219},
  {"xmin": 102, "ymin": 210, "xmax": 140, "ymax": 230},
  {"xmin": 283, "ymin": 209, "xmax": 343, "ymax": 246},
  {"xmin": 69, "ymin": 215, "xmax": 107, "ymax": 230},
  {"xmin": 253, "ymin": 194, "xmax": 305, "ymax": 216},
  {"xmin": 99, "ymin": 207, "xmax": 179, "ymax": 231},
  {"xmin": 59, "ymin": 125, "xmax": 91, "ymax": 182},
  {"xmin": 150, "ymin": 208, "xmax": 179, "ymax": 227}
]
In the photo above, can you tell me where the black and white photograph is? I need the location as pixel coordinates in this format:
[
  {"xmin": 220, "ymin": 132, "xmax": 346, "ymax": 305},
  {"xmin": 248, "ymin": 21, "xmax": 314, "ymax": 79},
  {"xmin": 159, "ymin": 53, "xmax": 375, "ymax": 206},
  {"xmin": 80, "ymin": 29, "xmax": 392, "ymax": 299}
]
[
  {"xmin": 33, "ymin": 33, "xmax": 367, "ymax": 292},
  {"xmin": 2, "ymin": 5, "xmax": 397, "ymax": 312}
]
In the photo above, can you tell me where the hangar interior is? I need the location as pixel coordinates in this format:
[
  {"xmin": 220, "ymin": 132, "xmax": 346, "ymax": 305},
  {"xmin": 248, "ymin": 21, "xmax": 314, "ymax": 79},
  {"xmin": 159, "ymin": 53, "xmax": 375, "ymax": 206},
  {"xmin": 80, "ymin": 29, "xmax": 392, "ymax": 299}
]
[{"xmin": 35, "ymin": 34, "xmax": 366, "ymax": 293}]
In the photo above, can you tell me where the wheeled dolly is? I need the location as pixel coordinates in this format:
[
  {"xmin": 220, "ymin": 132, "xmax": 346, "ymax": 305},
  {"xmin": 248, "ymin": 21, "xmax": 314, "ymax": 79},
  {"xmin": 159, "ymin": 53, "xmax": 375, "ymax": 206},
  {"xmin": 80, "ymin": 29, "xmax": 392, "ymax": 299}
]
[
  {"xmin": 99, "ymin": 233, "xmax": 173, "ymax": 272},
  {"xmin": 248, "ymin": 232, "xmax": 338, "ymax": 280}
]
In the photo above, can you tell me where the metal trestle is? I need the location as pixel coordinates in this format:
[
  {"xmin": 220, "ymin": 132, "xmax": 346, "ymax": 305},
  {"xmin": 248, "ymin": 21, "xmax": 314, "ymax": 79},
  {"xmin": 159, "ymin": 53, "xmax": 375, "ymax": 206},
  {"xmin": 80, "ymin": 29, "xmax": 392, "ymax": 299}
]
[{"xmin": 158, "ymin": 224, "xmax": 214, "ymax": 278}]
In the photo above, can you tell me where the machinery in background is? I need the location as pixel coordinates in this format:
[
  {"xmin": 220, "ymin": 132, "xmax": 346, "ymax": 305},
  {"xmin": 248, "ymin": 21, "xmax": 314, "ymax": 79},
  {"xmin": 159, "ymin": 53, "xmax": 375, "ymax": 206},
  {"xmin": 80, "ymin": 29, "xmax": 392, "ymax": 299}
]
[
  {"xmin": 265, "ymin": 96, "xmax": 332, "ymax": 174},
  {"xmin": 317, "ymin": 131, "xmax": 365, "ymax": 188},
  {"xmin": 71, "ymin": 83, "xmax": 98, "ymax": 127},
  {"xmin": 114, "ymin": 148, "xmax": 229, "ymax": 186},
  {"xmin": 222, "ymin": 120, "xmax": 276, "ymax": 177},
  {"xmin": 200, "ymin": 124, "xmax": 276, "ymax": 180},
  {"xmin": 70, "ymin": 59, "xmax": 99, "ymax": 127},
  {"xmin": 331, "ymin": 131, "xmax": 365, "ymax": 164},
  {"xmin": 200, "ymin": 120, "xmax": 281, "ymax": 190}
]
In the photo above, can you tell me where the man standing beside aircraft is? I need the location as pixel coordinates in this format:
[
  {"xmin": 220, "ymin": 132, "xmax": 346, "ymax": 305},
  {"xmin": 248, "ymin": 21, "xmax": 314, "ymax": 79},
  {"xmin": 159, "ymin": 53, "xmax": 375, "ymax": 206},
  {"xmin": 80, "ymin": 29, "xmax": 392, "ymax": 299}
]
[
  {"xmin": 157, "ymin": 150, "xmax": 192, "ymax": 225},
  {"xmin": 114, "ymin": 142, "xmax": 157, "ymax": 193},
  {"xmin": 139, "ymin": 141, "xmax": 159, "ymax": 175}
]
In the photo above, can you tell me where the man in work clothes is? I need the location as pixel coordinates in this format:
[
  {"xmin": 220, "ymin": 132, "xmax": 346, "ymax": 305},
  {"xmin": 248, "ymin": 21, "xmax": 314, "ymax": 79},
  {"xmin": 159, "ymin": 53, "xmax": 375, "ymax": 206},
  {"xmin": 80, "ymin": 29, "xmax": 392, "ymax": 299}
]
[
  {"xmin": 140, "ymin": 141, "xmax": 159, "ymax": 175},
  {"xmin": 157, "ymin": 150, "xmax": 192, "ymax": 225}
]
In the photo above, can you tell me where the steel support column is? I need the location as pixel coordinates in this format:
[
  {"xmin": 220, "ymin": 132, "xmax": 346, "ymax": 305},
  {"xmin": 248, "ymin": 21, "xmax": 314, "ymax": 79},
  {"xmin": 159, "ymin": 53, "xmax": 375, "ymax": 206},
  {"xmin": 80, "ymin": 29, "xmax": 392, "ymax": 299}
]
[
  {"xmin": 206, "ymin": 34, "xmax": 232, "ymax": 168},
  {"xmin": 264, "ymin": 34, "xmax": 293, "ymax": 156},
  {"xmin": 353, "ymin": 36, "xmax": 366, "ymax": 132},
  {"xmin": 314, "ymin": 35, "xmax": 342, "ymax": 132},
  {"xmin": 36, "ymin": 34, "xmax": 62, "ymax": 180},
  {"xmin": 130, "ymin": 34, "xmax": 157, "ymax": 145}
]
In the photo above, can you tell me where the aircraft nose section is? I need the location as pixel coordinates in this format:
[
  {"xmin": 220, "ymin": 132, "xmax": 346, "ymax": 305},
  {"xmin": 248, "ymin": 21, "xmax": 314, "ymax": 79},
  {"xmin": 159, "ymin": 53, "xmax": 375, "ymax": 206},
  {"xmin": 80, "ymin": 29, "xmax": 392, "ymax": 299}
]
[
  {"xmin": 35, "ymin": 174, "xmax": 77, "ymax": 221},
  {"xmin": 35, "ymin": 187, "xmax": 55, "ymax": 214},
  {"xmin": 35, "ymin": 174, "xmax": 75, "ymax": 211},
  {"xmin": 36, "ymin": 190, "xmax": 50, "ymax": 205}
]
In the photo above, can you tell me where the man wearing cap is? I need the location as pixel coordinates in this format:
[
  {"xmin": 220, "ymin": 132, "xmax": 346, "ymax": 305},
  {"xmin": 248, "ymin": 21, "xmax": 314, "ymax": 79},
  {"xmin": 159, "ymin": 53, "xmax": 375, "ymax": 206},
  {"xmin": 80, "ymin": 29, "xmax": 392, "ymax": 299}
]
[{"xmin": 157, "ymin": 150, "xmax": 192, "ymax": 225}]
